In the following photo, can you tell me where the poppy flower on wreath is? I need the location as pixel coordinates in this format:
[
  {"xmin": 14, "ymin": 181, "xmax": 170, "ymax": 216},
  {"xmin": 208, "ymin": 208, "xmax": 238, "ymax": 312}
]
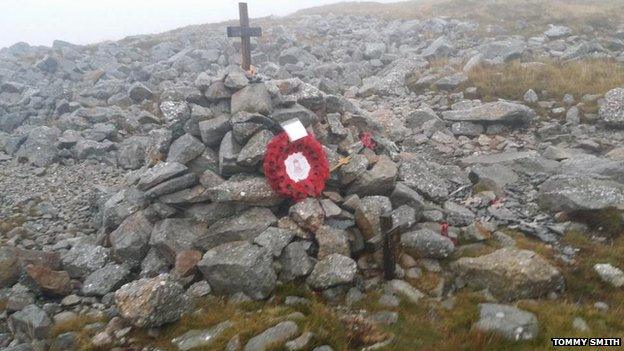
[
  {"xmin": 263, "ymin": 132, "xmax": 329, "ymax": 201},
  {"xmin": 359, "ymin": 131, "xmax": 377, "ymax": 150}
]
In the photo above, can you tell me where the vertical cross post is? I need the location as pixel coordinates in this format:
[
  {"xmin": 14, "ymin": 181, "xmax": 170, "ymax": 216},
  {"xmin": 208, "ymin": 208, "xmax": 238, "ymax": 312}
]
[
  {"xmin": 227, "ymin": 2, "xmax": 262, "ymax": 72},
  {"xmin": 238, "ymin": 3, "xmax": 251, "ymax": 71}
]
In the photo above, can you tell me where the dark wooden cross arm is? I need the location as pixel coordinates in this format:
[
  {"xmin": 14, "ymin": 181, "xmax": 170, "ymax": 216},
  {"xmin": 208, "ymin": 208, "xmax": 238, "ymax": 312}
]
[{"xmin": 226, "ymin": 2, "xmax": 262, "ymax": 71}]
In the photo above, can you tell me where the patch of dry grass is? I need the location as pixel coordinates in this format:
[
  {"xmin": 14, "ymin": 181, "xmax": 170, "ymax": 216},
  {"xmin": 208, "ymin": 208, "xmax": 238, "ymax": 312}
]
[
  {"xmin": 467, "ymin": 59, "xmax": 624, "ymax": 104},
  {"xmin": 49, "ymin": 315, "xmax": 104, "ymax": 336},
  {"xmin": 49, "ymin": 314, "xmax": 105, "ymax": 349}
]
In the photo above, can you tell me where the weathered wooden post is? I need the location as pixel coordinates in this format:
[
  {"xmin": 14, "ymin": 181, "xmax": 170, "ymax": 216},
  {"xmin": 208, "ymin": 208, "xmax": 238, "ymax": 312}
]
[
  {"xmin": 380, "ymin": 212, "xmax": 402, "ymax": 280},
  {"xmin": 226, "ymin": 2, "xmax": 262, "ymax": 71}
]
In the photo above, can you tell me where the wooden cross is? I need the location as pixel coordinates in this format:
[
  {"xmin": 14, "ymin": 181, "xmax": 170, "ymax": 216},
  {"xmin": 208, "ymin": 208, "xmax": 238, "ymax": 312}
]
[{"xmin": 227, "ymin": 2, "xmax": 262, "ymax": 72}]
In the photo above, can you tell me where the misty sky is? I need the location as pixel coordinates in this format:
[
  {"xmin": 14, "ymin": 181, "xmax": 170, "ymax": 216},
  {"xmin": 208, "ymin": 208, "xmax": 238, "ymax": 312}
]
[{"xmin": 1, "ymin": 0, "xmax": 401, "ymax": 49}]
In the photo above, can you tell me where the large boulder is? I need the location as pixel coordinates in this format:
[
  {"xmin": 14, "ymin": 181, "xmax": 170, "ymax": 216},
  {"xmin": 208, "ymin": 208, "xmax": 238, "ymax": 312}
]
[
  {"xmin": 474, "ymin": 303, "xmax": 539, "ymax": 341},
  {"xmin": 469, "ymin": 164, "xmax": 518, "ymax": 190},
  {"xmin": 149, "ymin": 218, "xmax": 204, "ymax": 263},
  {"xmin": 198, "ymin": 241, "xmax": 276, "ymax": 299},
  {"xmin": 137, "ymin": 162, "xmax": 188, "ymax": 190},
  {"xmin": 593, "ymin": 263, "xmax": 624, "ymax": 288},
  {"xmin": 15, "ymin": 126, "xmax": 59, "ymax": 166},
  {"xmin": 199, "ymin": 115, "xmax": 231, "ymax": 147},
  {"xmin": 355, "ymin": 196, "xmax": 392, "ymax": 240},
  {"xmin": 172, "ymin": 321, "xmax": 234, "ymax": 351},
  {"xmin": 253, "ymin": 227, "xmax": 295, "ymax": 258},
  {"xmin": 167, "ymin": 133, "xmax": 206, "ymax": 165},
  {"xmin": 347, "ymin": 155, "xmax": 397, "ymax": 196},
  {"xmin": 231, "ymin": 83, "xmax": 273, "ymax": 115},
  {"xmin": 306, "ymin": 254, "xmax": 357, "ymax": 290},
  {"xmin": 196, "ymin": 207, "xmax": 277, "ymax": 250},
  {"xmin": 460, "ymin": 150, "xmax": 558, "ymax": 175},
  {"xmin": 100, "ymin": 188, "xmax": 149, "ymax": 230},
  {"xmin": 599, "ymin": 87, "xmax": 624, "ymax": 127},
  {"xmin": 8, "ymin": 304, "xmax": 52, "ymax": 342},
  {"xmin": 315, "ymin": 225, "xmax": 350, "ymax": 259},
  {"xmin": 544, "ymin": 24, "xmax": 572, "ymax": 39},
  {"xmin": 109, "ymin": 211, "xmax": 152, "ymax": 269},
  {"xmin": 115, "ymin": 274, "xmax": 190, "ymax": 327},
  {"xmin": 218, "ymin": 131, "xmax": 244, "ymax": 176},
  {"xmin": 117, "ymin": 136, "xmax": 149, "ymax": 170},
  {"xmin": 270, "ymin": 104, "xmax": 318, "ymax": 127},
  {"xmin": 61, "ymin": 243, "xmax": 110, "ymax": 279},
  {"xmin": 451, "ymin": 248, "xmax": 564, "ymax": 301},
  {"xmin": 128, "ymin": 82, "xmax": 153, "ymax": 102},
  {"xmin": 421, "ymin": 36, "xmax": 454, "ymax": 59},
  {"xmin": 279, "ymin": 241, "xmax": 315, "ymax": 282},
  {"xmin": 82, "ymin": 263, "xmax": 130, "ymax": 296},
  {"xmin": 290, "ymin": 198, "xmax": 325, "ymax": 232},
  {"xmin": 25, "ymin": 264, "xmax": 72, "ymax": 296},
  {"xmin": 557, "ymin": 154, "xmax": 624, "ymax": 183},
  {"xmin": 538, "ymin": 175, "xmax": 624, "ymax": 212},
  {"xmin": 441, "ymin": 102, "xmax": 535, "ymax": 125},
  {"xmin": 0, "ymin": 247, "xmax": 20, "ymax": 288},
  {"xmin": 144, "ymin": 173, "xmax": 198, "ymax": 198},
  {"xmin": 244, "ymin": 321, "xmax": 299, "ymax": 351},
  {"xmin": 206, "ymin": 177, "xmax": 282, "ymax": 206},
  {"xmin": 398, "ymin": 158, "xmax": 456, "ymax": 202},
  {"xmin": 361, "ymin": 57, "xmax": 426, "ymax": 97},
  {"xmin": 237, "ymin": 129, "xmax": 273, "ymax": 168},
  {"xmin": 401, "ymin": 228, "xmax": 455, "ymax": 259},
  {"xmin": 477, "ymin": 39, "xmax": 527, "ymax": 63},
  {"xmin": 75, "ymin": 139, "xmax": 114, "ymax": 159}
]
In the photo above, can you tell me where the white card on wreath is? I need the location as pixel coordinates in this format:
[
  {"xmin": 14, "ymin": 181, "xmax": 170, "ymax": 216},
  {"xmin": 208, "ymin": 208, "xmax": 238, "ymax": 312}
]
[{"xmin": 281, "ymin": 118, "xmax": 308, "ymax": 142}]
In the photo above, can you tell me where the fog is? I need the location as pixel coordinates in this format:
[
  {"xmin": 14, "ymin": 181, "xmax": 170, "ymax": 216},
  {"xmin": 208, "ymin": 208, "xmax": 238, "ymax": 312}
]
[{"xmin": 0, "ymin": 0, "xmax": 401, "ymax": 49}]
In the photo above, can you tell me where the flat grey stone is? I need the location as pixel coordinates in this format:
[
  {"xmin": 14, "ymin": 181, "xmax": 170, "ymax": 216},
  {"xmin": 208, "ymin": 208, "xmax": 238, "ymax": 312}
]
[
  {"xmin": 244, "ymin": 321, "xmax": 299, "ymax": 351},
  {"xmin": 172, "ymin": 321, "xmax": 234, "ymax": 351},
  {"xmin": 82, "ymin": 263, "xmax": 130, "ymax": 296},
  {"xmin": 253, "ymin": 227, "xmax": 295, "ymax": 257},
  {"xmin": 115, "ymin": 274, "xmax": 190, "ymax": 328},
  {"xmin": 401, "ymin": 228, "xmax": 454, "ymax": 259},
  {"xmin": 138, "ymin": 162, "xmax": 188, "ymax": 190},
  {"xmin": 474, "ymin": 303, "xmax": 538, "ymax": 341},
  {"xmin": 198, "ymin": 241, "xmax": 276, "ymax": 300},
  {"xmin": 196, "ymin": 207, "xmax": 277, "ymax": 250},
  {"xmin": 306, "ymin": 254, "xmax": 356, "ymax": 290},
  {"xmin": 110, "ymin": 211, "xmax": 152, "ymax": 269},
  {"xmin": 8, "ymin": 304, "xmax": 52, "ymax": 342}
]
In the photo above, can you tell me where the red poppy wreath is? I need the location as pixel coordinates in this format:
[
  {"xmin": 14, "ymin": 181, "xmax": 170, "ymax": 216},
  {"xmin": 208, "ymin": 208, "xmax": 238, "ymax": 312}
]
[{"xmin": 263, "ymin": 132, "xmax": 329, "ymax": 201}]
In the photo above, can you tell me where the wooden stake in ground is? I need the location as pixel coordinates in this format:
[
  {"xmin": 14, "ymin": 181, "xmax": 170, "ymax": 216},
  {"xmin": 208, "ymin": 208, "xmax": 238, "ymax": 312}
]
[{"xmin": 226, "ymin": 2, "xmax": 262, "ymax": 72}]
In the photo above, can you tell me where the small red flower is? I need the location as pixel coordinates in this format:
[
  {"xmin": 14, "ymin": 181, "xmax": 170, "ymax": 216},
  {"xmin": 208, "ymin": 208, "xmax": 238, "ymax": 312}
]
[
  {"xmin": 440, "ymin": 221, "xmax": 457, "ymax": 245},
  {"xmin": 263, "ymin": 132, "xmax": 329, "ymax": 201},
  {"xmin": 440, "ymin": 222, "xmax": 449, "ymax": 237},
  {"xmin": 359, "ymin": 132, "xmax": 377, "ymax": 150},
  {"xmin": 489, "ymin": 197, "xmax": 503, "ymax": 206}
]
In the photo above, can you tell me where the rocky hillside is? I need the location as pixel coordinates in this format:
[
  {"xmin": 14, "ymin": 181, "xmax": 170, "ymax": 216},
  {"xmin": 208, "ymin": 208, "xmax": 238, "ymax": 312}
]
[{"xmin": 1, "ymin": 0, "xmax": 624, "ymax": 350}]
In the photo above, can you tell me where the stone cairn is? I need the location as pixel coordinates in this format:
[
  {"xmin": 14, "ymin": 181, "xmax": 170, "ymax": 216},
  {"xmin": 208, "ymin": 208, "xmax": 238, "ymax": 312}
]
[{"xmin": 88, "ymin": 70, "xmax": 409, "ymax": 328}]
